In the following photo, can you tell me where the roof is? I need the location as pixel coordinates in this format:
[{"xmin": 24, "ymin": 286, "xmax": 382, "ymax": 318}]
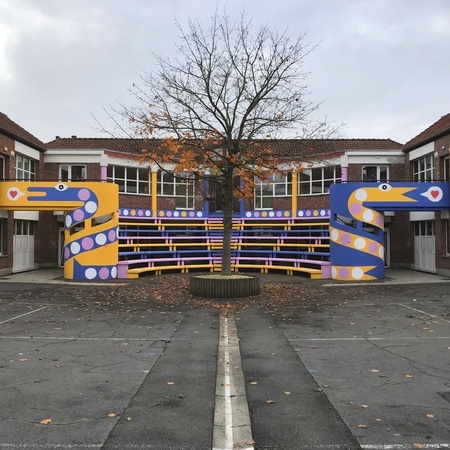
[
  {"xmin": 403, "ymin": 113, "xmax": 450, "ymax": 151},
  {"xmin": 0, "ymin": 112, "xmax": 46, "ymax": 152},
  {"xmin": 46, "ymin": 137, "xmax": 403, "ymax": 159}
]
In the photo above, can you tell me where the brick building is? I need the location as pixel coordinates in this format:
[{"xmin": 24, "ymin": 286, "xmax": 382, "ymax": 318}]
[{"xmin": 1, "ymin": 111, "xmax": 450, "ymax": 278}]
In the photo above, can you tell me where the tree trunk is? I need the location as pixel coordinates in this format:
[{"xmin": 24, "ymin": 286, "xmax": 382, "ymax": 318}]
[{"xmin": 221, "ymin": 167, "xmax": 234, "ymax": 275}]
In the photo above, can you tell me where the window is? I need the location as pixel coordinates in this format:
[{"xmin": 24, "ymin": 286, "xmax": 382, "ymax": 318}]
[
  {"xmin": 60, "ymin": 164, "xmax": 86, "ymax": 181},
  {"xmin": 299, "ymin": 165, "xmax": 341, "ymax": 195},
  {"xmin": 444, "ymin": 219, "xmax": 450, "ymax": 257},
  {"xmin": 254, "ymin": 173, "xmax": 292, "ymax": 209},
  {"xmin": 0, "ymin": 219, "xmax": 6, "ymax": 255},
  {"xmin": 0, "ymin": 156, "xmax": 4, "ymax": 181},
  {"xmin": 443, "ymin": 157, "xmax": 449, "ymax": 182},
  {"xmin": 15, "ymin": 154, "xmax": 36, "ymax": 180},
  {"xmin": 107, "ymin": 165, "xmax": 149, "ymax": 194},
  {"xmin": 362, "ymin": 165, "xmax": 388, "ymax": 181},
  {"xmin": 413, "ymin": 154, "xmax": 434, "ymax": 181},
  {"xmin": 158, "ymin": 171, "xmax": 194, "ymax": 209}
]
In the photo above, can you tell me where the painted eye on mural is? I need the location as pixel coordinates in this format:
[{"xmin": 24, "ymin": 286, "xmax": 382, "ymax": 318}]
[
  {"xmin": 378, "ymin": 183, "xmax": 392, "ymax": 192},
  {"xmin": 55, "ymin": 183, "xmax": 68, "ymax": 191}
]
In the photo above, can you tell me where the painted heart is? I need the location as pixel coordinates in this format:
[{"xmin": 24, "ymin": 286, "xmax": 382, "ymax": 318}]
[
  {"xmin": 431, "ymin": 190, "xmax": 439, "ymax": 199},
  {"xmin": 7, "ymin": 187, "xmax": 24, "ymax": 201}
]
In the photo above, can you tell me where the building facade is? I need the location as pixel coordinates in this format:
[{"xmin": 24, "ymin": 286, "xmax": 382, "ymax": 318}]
[{"xmin": 1, "ymin": 111, "xmax": 450, "ymax": 278}]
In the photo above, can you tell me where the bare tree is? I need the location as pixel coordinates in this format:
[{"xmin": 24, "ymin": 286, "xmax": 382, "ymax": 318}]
[{"xmin": 115, "ymin": 10, "xmax": 337, "ymax": 275}]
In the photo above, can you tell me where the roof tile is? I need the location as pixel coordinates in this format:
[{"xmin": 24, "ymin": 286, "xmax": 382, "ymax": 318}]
[
  {"xmin": 403, "ymin": 113, "xmax": 450, "ymax": 151},
  {"xmin": 0, "ymin": 112, "xmax": 46, "ymax": 151}
]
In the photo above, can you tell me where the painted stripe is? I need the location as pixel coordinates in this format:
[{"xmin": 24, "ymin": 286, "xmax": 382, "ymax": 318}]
[
  {"xmin": 223, "ymin": 316, "xmax": 234, "ymax": 449},
  {"xmin": 0, "ymin": 335, "xmax": 170, "ymax": 342},
  {"xmin": 0, "ymin": 445, "xmax": 101, "ymax": 448},
  {"xmin": 0, "ymin": 306, "xmax": 51, "ymax": 325},
  {"xmin": 289, "ymin": 336, "xmax": 450, "ymax": 342},
  {"xmin": 400, "ymin": 303, "xmax": 450, "ymax": 324},
  {"xmin": 361, "ymin": 445, "xmax": 450, "ymax": 449}
]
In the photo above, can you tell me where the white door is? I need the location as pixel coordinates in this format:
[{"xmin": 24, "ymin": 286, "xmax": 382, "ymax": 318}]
[
  {"xmin": 13, "ymin": 220, "xmax": 36, "ymax": 272},
  {"xmin": 414, "ymin": 220, "xmax": 435, "ymax": 272}
]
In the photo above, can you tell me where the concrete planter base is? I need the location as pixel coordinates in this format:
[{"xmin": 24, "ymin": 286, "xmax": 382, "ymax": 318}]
[{"xmin": 189, "ymin": 273, "xmax": 260, "ymax": 298}]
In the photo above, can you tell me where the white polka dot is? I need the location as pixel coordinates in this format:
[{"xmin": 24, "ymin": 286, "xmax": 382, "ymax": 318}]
[
  {"xmin": 331, "ymin": 266, "xmax": 338, "ymax": 278},
  {"xmin": 95, "ymin": 233, "xmax": 107, "ymax": 245},
  {"xmin": 65, "ymin": 215, "xmax": 72, "ymax": 227},
  {"xmin": 173, "ymin": 211, "xmax": 179, "ymax": 217},
  {"xmin": 378, "ymin": 247, "xmax": 385, "ymax": 259},
  {"xmin": 111, "ymin": 266, "xmax": 117, "ymax": 278},
  {"xmin": 85, "ymin": 268, "xmax": 97, "ymax": 280},
  {"xmin": 354, "ymin": 238, "xmax": 366, "ymax": 250},
  {"xmin": 245, "ymin": 212, "xmax": 252, "ymax": 217},
  {"xmin": 145, "ymin": 210, "xmax": 151, "ymax": 216},
  {"xmin": 298, "ymin": 211, "xmax": 304, "ymax": 217},
  {"xmin": 70, "ymin": 242, "xmax": 81, "ymax": 255},
  {"xmin": 123, "ymin": 210, "xmax": 129, "ymax": 216},
  {"xmin": 355, "ymin": 189, "xmax": 368, "ymax": 201},
  {"xmin": 331, "ymin": 229, "xmax": 339, "ymax": 241},
  {"xmin": 352, "ymin": 267, "xmax": 364, "ymax": 280},
  {"xmin": 363, "ymin": 210, "xmax": 374, "ymax": 222},
  {"xmin": 85, "ymin": 201, "xmax": 97, "ymax": 213}
]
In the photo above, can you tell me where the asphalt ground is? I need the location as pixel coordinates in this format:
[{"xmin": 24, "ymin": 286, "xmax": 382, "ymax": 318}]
[{"xmin": 0, "ymin": 269, "xmax": 449, "ymax": 449}]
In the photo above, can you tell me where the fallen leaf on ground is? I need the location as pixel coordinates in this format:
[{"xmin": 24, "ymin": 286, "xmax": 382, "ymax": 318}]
[
  {"xmin": 414, "ymin": 444, "xmax": 425, "ymax": 449},
  {"xmin": 266, "ymin": 400, "xmax": 274, "ymax": 404},
  {"xmin": 370, "ymin": 369, "xmax": 380, "ymax": 373},
  {"xmin": 357, "ymin": 424, "xmax": 367, "ymax": 428},
  {"xmin": 405, "ymin": 374, "xmax": 414, "ymax": 378},
  {"xmin": 126, "ymin": 417, "xmax": 132, "ymax": 421},
  {"xmin": 427, "ymin": 413, "xmax": 435, "ymax": 419},
  {"xmin": 361, "ymin": 404, "xmax": 369, "ymax": 408},
  {"xmin": 250, "ymin": 381, "xmax": 258, "ymax": 385},
  {"xmin": 108, "ymin": 413, "xmax": 117, "ymax": 418},
  {"xmin": 167, "ymin": 381, "xmax": 175, "ymax": 385},
  {"xmin": 40, "ymin": 419, "xmax": 52, "ymax": 425},
  {"xmin": 284, "ymin": 391, "xmax": 291, "ymax": 395}
]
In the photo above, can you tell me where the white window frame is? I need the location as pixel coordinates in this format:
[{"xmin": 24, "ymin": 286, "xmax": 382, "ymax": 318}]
[
  {"xmin": 413, "ymin": 154, "xmax": 434, "ymax": 181},
  {"xmin": 362, "ymin": 165, "xmax": 389, "ymax": 181},
  {"xmin": 158, "ymin": 171, "xmax": 195, "ymax": 209},
  {"xmin": 443, "ymin": 156, "xmax": 449, "ymax": 182},
  {"xmin": 0, "ymin": 156, "xmax": 4, "ymax": 180},
  {"xmin": 299, "ymin": 165, "xmax": 341, "ymax": 196},
  {"xmin": 15, "ymin": 154, "xmax": 36, "ymax": 180},
  {"xmin": 254, "ymin": 173, "xmax": 292, "ymax": 210},
  {"xmin": 0, "ymin": 218, "xmax": 6, "ymax": 255},
  {"xmin": 60, "ymin": 164, "xmax": 87, "ymax": 181},
  {"xmin": 107, "ymin": 165, "xmax": 149, "ymax": 195}
]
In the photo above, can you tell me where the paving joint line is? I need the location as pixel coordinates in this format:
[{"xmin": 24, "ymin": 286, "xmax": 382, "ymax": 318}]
[{"xmin": 213, "ymin": 310, "xmax": 254, "ymax": 450}]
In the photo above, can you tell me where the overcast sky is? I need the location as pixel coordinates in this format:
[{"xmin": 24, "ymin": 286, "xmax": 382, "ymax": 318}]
[{"xmin": 0, "ymin": 0, "xmax": 449, "ymax": 144}]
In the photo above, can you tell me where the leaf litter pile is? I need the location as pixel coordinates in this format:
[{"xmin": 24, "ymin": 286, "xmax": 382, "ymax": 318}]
[
  {"xmin": 62, "ymin": 273, "xmax": 370, "ymax": 320},
  {"xmin": 5, "ymin": 272, "xmax": 432, "ymax": 323}
]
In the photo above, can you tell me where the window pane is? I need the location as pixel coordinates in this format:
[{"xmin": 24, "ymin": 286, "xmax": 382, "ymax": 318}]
[
  {"xmin": 61, "ymin": 165, "xmax": 69, "ymax": 181},
  {"xmin": 126, "ymin": 180, "xmax": 137, "ymax": 193},
  {"xmin": 138, "ymin": 182, "xmax": 149, "ymax": 194},
  {"xmin": 71, "ymin": 166, "xmax": 86, "ymax": 180},
  {"xmin": 115, "ymin": 166, "xmax": 125, "ymax": 179}
]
